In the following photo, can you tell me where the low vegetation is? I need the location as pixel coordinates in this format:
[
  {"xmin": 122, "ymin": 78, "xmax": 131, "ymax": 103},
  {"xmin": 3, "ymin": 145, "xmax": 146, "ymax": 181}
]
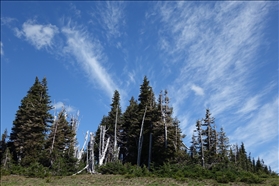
[{"xmin": 1, "ymin": 174, "xmax": 279, "ymax": 186}]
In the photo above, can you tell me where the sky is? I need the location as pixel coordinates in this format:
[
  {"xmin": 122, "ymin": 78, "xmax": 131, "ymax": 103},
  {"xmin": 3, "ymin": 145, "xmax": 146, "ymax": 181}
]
[{"xmin": 1, "ymin": 1, "xmax": 278, "ymax": 172}]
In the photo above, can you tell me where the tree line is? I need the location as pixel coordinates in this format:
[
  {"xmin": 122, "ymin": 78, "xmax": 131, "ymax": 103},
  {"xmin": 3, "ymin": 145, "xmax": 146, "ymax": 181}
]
[{"xmin": 0, "ymin": 76, "xmax": 277, "ymax": 182}]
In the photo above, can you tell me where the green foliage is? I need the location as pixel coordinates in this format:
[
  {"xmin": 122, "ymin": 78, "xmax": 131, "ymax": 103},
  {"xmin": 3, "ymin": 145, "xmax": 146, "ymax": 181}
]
[
  {"xmin": 3, "ymin": 75, "xmax": 278, "ymax": 183},
  {"xmin": 10, "ymin": 77, "xmax": 53, "ymax": 166}
]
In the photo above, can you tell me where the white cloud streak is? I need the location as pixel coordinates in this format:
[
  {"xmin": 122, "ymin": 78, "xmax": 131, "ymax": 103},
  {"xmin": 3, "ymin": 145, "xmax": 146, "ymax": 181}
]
[
  {"xmin": 157, "ymin": 1, "xmax": 271, "ymax": 117},
  {"xmin": 231, "ymin": 97, "xmax": 278, "ymax": 149},
  {"xmin": 1, "ymin": 17, "xmax": 17, "ymax": 26},
  {"xmin": 97, "ymin": 1, "xmax": 125, "ymax": 39},
  {"xmin": 14, "ymin": 20, "xmax": 59, "ymax": 50},
  {"xmin": 1, "ymin": 42, "xmax": 3, "ymax": 55},
  {"xmin": 62, "ymin": 25, "xmax": 118, "ymax": 98},
  {"xmin": 70, "ymin": 3, "xmax": 81, "ymax": 18}
]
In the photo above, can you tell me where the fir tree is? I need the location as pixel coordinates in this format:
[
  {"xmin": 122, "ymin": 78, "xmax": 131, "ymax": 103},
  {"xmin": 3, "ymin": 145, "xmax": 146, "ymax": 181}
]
[
  {"xmin": 0, "ymin": 129, "xmax": 8, "ymax": 162},
  {"xmin": 201, "ymin": 109, "xmax": 217, "ymax": 166},
  {"xmin": 121, "ymin": 96, "xmax": 138, "ymax": 164},
  {"xmin": 137, "ymin": 76, "xmax": 156, "ymax": 167},
  {"xmin": 46, "ymin": 108, "xmax": 77, "ymax": 175},
  {"xmin": 9, "ymin": 77, "xmax": 53, "ymax": 166},
  {"xmin": 217, "ymin": 127, "xmax": 230, "ymax": 162}
]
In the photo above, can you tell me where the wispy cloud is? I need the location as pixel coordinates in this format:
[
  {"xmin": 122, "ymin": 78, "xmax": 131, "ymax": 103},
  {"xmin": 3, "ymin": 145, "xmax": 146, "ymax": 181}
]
[
  {"xmin": 231, "ymin": 97, "xmax": 278, "ymax": 149},
  {"xmin": 53, "ymin": 101, "xmax": 76, "ymax": 114},
  {"xmin": 237, "ymin": 95, "xmax": 260, "ymax": 114},
  {"xmin": 1, "ymin": 17, "xmax": 17, "ymax": 26},
  {"xmin": 156, "ymin": 2, "xmax": 271, "ymax": 117},
  {"xmin": 70, "ymin": 3, "xmax": 81, "ymax": 18},
  {"xmin": 61, "ymin": 24, "xmax": 119, "ymax": 98},
  {"xmin": 14, "ymin": 20, "xmax": 59, "ymax": 50},
  {"xmin": 258, "ymin": 144, "xmax": 279, "ymax": 173},
  {"xmin": 191, "ymin": 84, "xmax": 204, "ymax": 96},
  {"xmin": 1, "ymin": 42, "xmax": 3, "ymax": 55},
  {"xmin": 153, "ymin": 3, "xmax": 277, "ymax": 171},
  {"xmin": 96, "ymin": 1, "xmax": 125, "ymax": 40}
]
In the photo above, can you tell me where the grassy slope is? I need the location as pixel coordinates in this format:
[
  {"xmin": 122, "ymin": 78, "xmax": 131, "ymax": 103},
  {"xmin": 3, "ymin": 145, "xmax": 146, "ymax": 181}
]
[{"xmin": 1, "ymin": 174, "xmax": 279, "ymax": 186}]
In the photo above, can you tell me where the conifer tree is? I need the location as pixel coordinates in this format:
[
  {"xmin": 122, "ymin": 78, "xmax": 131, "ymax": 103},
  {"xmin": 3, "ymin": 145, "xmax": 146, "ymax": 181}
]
[
  {"xmin": 46, "ymin": 108, "xmax": 77, "ymax": 174},
  {"xmin": 217, "ymin": 127, "xmax": 230, "ymax": 162},
  {"xmin": 0, "ymin": 129, "xmax": 8, "ymax": 162},
  {"xmin": 137, "ymin": 76, "xmax": 156, "ymax": 166},
  {"xmin": 106, "ymin": 90, "xmax": 122, "ymax": 162},
  {"xmin": 201, "ymin": 109, "xmax": 217, "ymax": 165},
  {"xmin": 9, "ymin": 77, "xmax": 53, "ymax": 166},
  {"xmin": 121, "ymin": 97, "xmax": 138, "ymax": 164}
]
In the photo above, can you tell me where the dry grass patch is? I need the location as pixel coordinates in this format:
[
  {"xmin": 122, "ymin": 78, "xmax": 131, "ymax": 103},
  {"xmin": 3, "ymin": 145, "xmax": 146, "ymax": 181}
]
[{"xmin": 1, "ymin": 174, "xmax": 278, "ymax": 186}]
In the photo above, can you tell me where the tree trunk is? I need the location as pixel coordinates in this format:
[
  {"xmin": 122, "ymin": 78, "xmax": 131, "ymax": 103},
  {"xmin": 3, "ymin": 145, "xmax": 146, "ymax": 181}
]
[
  {"xmin": 77, "ymin": 131, "xmax": 89, "ymax": 162},
  {"xmin": 113, "ymin": 105, "xmax": 118, "ymax": 161},
  {"xmin": 87, "ymin": 132, "xmax": 95, "ymax": 173},
  {"xmin": 99, "ymin": 126, "xmax": 110, "ymax": 166},
  {"xmin": 137, "ymin": 106, "xmax": 147, "ymax": 166}
]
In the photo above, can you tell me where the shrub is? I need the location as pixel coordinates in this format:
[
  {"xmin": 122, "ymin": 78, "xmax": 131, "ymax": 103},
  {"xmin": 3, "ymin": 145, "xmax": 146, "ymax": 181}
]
[{"xmin": 24, "ymin": 162, "xmax": 50, "ymax": 178}]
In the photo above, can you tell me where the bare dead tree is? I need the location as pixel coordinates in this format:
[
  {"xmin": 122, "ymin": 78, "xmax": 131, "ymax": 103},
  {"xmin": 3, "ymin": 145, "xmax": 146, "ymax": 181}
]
[
  {"xmin": 137, "ymin": 106, "xmax": 147, "ymax": 166},
  {"xmin": 113, "ymin": 104, "xmax": 119, "ymax": 161},
  {"xmin": 87, "ymin": 132, "xmax": 95, "ymax": 174},
  {"xmin": 77, "ymin": 131, "xmax": 89, "ymax": 162},
  {"xmin": 99, "ymin": 125, "xmax": 110, "ymax": 166}
]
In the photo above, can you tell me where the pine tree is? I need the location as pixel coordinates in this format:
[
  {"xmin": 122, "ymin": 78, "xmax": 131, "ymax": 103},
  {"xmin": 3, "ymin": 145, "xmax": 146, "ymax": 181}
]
[
  {"xmin": 1, "ymin": 129, "xmax": 13, "ymax": 169},
  {"xmin": 191, "ymin": 120, "xmax": 205, "ymax": 166},
  {"xmin": 238, "ymin": 142, "xmax": 248, "ymax": 170},
  {"xmin": 0, "ymin": 129, "xmax": 8, "ymax": 162},
  {"xmin": 201, "ymin": 109, "xmax": 217, "ymax": 166},
  {"xmin": 152, "ymin": 90, "xmax": 180, "ymax": 166},
  {"xmin": 105, "ymin": 90, "xmax": 122, "ymax": 163},
  {"xmin": 46, "ymin": 108, "xmax": 77, "ymax": 175},
  {"xmin": 121, "ymin": 96, "xmax": 138, "ymax": 164},
  {"xmin": 217, "ymin": 127, "xmax": 230, "ymax": 162},
  {"xmin": 137, "ymin": 76, "xmax": 156, "ymax": 167},
  {"xmin": 9, "ymin": 77, "xmax": 53, "ymax": 166}
]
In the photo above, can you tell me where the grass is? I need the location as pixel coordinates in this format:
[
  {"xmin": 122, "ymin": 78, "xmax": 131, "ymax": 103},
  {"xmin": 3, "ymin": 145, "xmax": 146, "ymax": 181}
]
[{"xmin": 1, "ymin": 174, "xmax": 278, "ymax": 186}]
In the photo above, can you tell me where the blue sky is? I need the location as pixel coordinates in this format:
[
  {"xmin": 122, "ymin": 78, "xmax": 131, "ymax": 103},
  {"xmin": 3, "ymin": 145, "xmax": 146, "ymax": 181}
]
[{"xmin": 1, "ymin": 2, "xmax": 278, "ymax": 172}]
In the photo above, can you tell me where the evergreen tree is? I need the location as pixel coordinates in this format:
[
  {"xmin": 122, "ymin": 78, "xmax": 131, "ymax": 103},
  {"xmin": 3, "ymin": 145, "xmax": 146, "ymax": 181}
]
[
  {"xmin": 1, "ymin": 129, "xmax": 13, "ymax": 169},
  {"xmin": 46, "ymin": 108, "xmax": 77, "ymax": 175},
  {"xmin": 137, "ymin": 76, "xmax": 156, "ymax": 167},
  {"xmin": 0, "ymin": 129, "xmax": 8, "ymax": 162},
  {"xmin": 217, "ymin": 127, "xmax": 230, "ymax": 162},
  {"xmin": 9, "ymin": 77, "xmax": 53, "ymax": 166},
  {"xmin": 201, "ymin": 109, "xmax": 217, "ymax": 165},
  {"xmin": 152, "ymin": 90, "xmax": 183, "ymax": 166},
  {"xmin": 121, "ymin": 96, "xmax": 138, "ymax": 164},
  {"xmin": 106, "ymin": 90, "xmax": 122, "ymax": 162},
  {"xmin": 191, "ymin": 120, "xmax": 205, "ymax": 166},
  {"xmin": 238, "ymin": 142, "xmax": 248, "ymax": 170},
  {"xmin": 256, "ymin": 157, "xmax": 262, "ymax": 172}
]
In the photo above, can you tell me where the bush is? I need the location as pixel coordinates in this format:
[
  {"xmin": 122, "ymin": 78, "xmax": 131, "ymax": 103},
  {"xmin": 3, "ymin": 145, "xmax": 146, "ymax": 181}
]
[
  {"xmin": 239, "ymin": 171, "xmax": 263, "ymax": 184},
  {"xmin": 24, "ymin": 162, "xmax": 50, "ymax": 178},
  {"xmin": 98, "ymin": 162, "xmax": 126, "ymax": 175}
]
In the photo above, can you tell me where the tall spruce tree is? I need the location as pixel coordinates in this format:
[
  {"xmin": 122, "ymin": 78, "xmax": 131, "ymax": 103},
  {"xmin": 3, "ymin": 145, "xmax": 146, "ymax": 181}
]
[
  {"xmin": 202, "ymin": 109, "xmax": 217, "ymax": 166},
  {"xmin": 10, "ymin": 77, "xmax": 53, "ymax": 166},
  {"xmin": 0, "ymin": 129, "xmax": 8, "ymax": 163},
  {"xmin": 137, "ymin": 76, "xmax": 156, "ymax": 167},
  {"xmin": 121, "ymin": 96, "xmax": 138, "ymax": 164},
  {"xmin": 106, "ymin": 90, "xmax": 122, "ymax": 162},
  {"xmin": 217, "ymin": 127, "xmax": 230, "ymax": 162},
  {"xmin": 152, "ymin": 90, "xmax": 184, "ymax": 166}
]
